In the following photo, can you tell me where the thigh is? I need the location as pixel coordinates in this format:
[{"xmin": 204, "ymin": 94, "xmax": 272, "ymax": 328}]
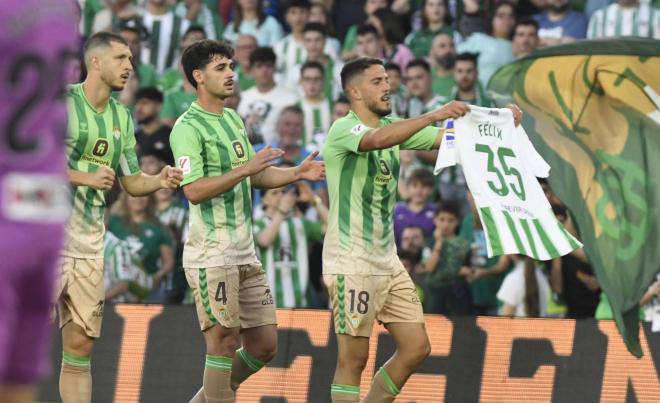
[
  {"xmin": 58, "ymin": 257, "xmax": 105, "ymax": 338},
  {"xmin": 324, "ymin": 274, "xmax": 388, "ymax": 337},
  {"xmin": 186, "ymin": 266, "xmax": 241, "ymax": 331},
  {"xmin": 377, "ymin": 267, "xmax": 424, "ymax": 326},
  {"xmin": 238, "ymin": 264, "xmax": 277, "ymax": 329}
]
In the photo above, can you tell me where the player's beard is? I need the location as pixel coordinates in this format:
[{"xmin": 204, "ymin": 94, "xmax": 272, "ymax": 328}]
[{"xmin": 368, "ymin": 96, "xmax": 391, "ymax": 117}]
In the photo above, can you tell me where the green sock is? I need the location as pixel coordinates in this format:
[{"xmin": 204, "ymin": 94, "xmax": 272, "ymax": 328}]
[{"xmin": 330, "ymin": 383, "xmax": 360, "ymax": 402}]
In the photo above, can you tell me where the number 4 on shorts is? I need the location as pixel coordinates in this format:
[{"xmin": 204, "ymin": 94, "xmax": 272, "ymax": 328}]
[{"xmin": 215, "ymin": 281, "xmax": 227, "ymax": 304}]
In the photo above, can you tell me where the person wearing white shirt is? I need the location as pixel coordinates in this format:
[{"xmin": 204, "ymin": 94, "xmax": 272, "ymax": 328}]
[
  {"xmin": 297, "ymin": 61, "xmax": 333, "ymax": 152},
  {"xmin": 587, "ymin": 0, "xmax": 660, "ymax": 39},
  {"xmin": 497, "ymin": 257, "xmax": 552, "ymax": 317},
  {"xmin": 238, "ymin": 47, "xmax": 299, "ymax": 144}
]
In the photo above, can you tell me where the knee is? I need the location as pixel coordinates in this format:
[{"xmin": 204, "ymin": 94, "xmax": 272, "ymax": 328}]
[
  {"xmin": 249, "ymin": 337, "xmax": 277, "ymax": 363},
  {"xmin": 338, "ymin": 351, "xmax": 369, "ymax": 375},
  {"xmin": 206, "ymin": 327, "xmax": 240, "ymax": 356},
  {"xmin": 401, "ymin": 336, "xmax": 431, "ymax": 366},
  {"xmin": 63, "ymin": 326, "xmax": 94, "ymax": 357}
]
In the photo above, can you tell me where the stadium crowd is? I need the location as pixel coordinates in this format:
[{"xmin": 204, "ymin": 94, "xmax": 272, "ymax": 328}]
[{"xmin": 74, "ymin": 0, "xmax": 660, "ymax": 319}]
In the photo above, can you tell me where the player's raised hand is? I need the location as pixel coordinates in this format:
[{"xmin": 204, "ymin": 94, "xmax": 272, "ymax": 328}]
[
  {"xmin": 160, "ymin": 165, "xmax": 184, "ymax": 189},
  {"xmin": 432, "ymin": 100, "xmax": 470, "ymax": 122},
  {"xmin": 89, "ymin": 165, "xmax": 116, "ymax": 190},
  {"xmin": 245, "ymin": 145, "xmax": 284, "ymax": 175},
  {"xmin": 297, "ymin": 151, "xmax": 325, "ymax": 181},
  {"xmin": 505, "ymin": 104, "xmax": 523, "ymax": 126}
]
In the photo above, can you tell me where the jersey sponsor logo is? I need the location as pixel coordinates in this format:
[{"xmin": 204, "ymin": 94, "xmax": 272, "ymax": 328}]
[
  {"xmin": 232, "ymin": 140, "xmax": 246, "ymax": 158},
  {"xmin": 375, "ymin": 159, "xmax": 393, "ymax": 185},
  {"xmin": 92, "ymin": 139, "xmax": 109, "ymax": 157},
  {"xmin": 81, "ymin": 154, "xmax": 111, "ymax": 167},
  {"xmin": 113, "ymin": 127, "xmax": 121, "ymax": 139},
  {"xmin": 178, "ymin": 156, "xmax": 191, "ymax": 174}
]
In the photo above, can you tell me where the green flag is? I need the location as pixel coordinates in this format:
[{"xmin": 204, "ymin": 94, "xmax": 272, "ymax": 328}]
[{"xmin": 488, "ymin": 38, "xmax": 660, "ymax": 357}]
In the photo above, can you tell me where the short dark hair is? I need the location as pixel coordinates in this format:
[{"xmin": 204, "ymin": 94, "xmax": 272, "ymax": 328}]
[
  {"xmin": 83, "ymin": 32, "xmax": 128, "ymax": 56},
  {"xmin": 300, "ymin": 60, "xmax": 325, "ymax": 76},
  {"xmin": 454, "ymin": 52, "xmax": 478, "ymax": 68},
  {"xmin": 435, "ymin": 200, "xmax": 461, "ymax": 218},
  {"xmin": 249, "ymin": 46, "xmax": 277, "ymax": 66},
  {"xmin": 135, "ymin": 87, "xmax": 163, "ymax": 103},
  {"xmin": 181, "ymin": 40, "xmax": 234, "ymax": 89},
  {"xmin": 286, "ymin": 0, "xmax": 311, "ymax": 11},
  {"xmin": 356, "ymin": 23, "xmax": 380, "ymax": 38},
  {"xmin": 280, "ymin": 104, "xmax": 304, "ymax": 118},
  {"xmin": 184, "ymin": 25, "xmax": 207, "ymax": 40},
  {"xmin": 372, "ymin": 7, "xmax": 406, "ymax": 45},
  {"xmin": 406, "ymin": 58, "xmax": 431, "ymax": 74},
  {"xmin": 515, "ymin": 17, "xmax": 539, "ymax": 34},
  {"xmin": 407, "ymin": 168, "xmax": 435, "ymax": 187},
  {"xmin": 303, "ymin": 22, "xmax": 327, "ymax": 36},
  {"xmin": 340, "ymin": 57, "xmax": 383, "ymax": 92},
  {"xmin": 384, "ymin": 62, "xmax": 401, "ymax": 73}
]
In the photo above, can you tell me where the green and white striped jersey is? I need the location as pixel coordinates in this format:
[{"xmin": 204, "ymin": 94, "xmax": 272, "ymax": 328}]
[
  {"xmin": 141, "ymin": 11, "xmax": 190, "ymax": 74},
  {"xmin": 274, "ymin": 34, "xmax": 340, "ymax": 74},
  {"xmin": 254, "ymin": 216, "xmax": 323, "ymax": 308},
  {"xmin": 322, "ymin": 111, "xmax": 439, "ymax": 275},
  {"xmin": 587, "ymin": 3, "xmax": 660, "ymax": 39},
  {"xmin": 103, "ymin": 232, "xmax": 152, "ymax": 303},
  {"xmin": 298, "ymin": 98, "xmax": 332, "ymax": 151},
  {"xmin": 169, "ymin": 102, "xmax": 259, "ymax": 268},
  {"xmin": 64, "ymin": 83, "xmax": 141, "ymax": 258},
  {"xmin": 434, "ymin": 107, "xmax": 582, "ymax": 260}
]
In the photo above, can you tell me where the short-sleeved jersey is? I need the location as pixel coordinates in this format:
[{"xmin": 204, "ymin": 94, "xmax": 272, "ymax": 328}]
[
  {"xmin": 170, "ymin": 102, "xmax": 259, "ymax": 268},
  {"xmin": 0, "ymin": 0, "xmax": 79, "ymax": 225},
  {"xmin": 322, "ymin": 111, "xmax": 439, "ymax": 275},
  {"xmin": 64, "ymin": 83, "xmax": 141, "ymax": 258}
]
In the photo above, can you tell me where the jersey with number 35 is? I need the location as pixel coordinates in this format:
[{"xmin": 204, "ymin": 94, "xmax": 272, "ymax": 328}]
[{"xmin": 434, "ymin": 106, "xmax": 582, "ymax": 260}]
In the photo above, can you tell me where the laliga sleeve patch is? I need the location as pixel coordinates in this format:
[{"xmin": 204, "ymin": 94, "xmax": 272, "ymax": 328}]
[{"xmin": 178, "ymin": 156, "xmax": 191, "ymax": 174}]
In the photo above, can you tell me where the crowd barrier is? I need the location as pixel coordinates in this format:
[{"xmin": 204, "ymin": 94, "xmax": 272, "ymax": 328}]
[{"xmin": 38, "ymin": 304, "xmax": 660, "ymax": 402}]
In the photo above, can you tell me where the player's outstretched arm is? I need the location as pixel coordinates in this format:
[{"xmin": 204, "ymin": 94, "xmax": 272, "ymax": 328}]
[
  {"xmin": 359, "ymin": 101, "xmax": 470, "ymax": 152},
  {"xmin": 120, "ymin": 166, "xmax": 183, "ymax": 197},
  {"xmin": 68, "ymin": 166, "xmax": 116, "ymax": 190},
  {"xmin": 251, "ymin": 150, "xmax": 326, "ymax": 189},
  {"xmin": 183, "ymin": 146, "xmax": 284, "ymax": 205}
]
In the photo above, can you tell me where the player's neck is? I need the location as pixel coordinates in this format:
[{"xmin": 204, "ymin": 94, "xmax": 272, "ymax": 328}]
[
  {"xmin": 353, "ymin": 104, "xmax": 381, "ymax": 128},
  {"xmin": 197, "ymin": 91, "xmax": 226, "ymax": 115},
  {"xmin": 82, "ymin": 79, "xmax": 112, "ymax": 112}
]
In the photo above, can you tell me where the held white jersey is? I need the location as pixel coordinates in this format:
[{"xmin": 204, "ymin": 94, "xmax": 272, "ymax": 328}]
[{"xmin": 434, "ymin": 106, "xmax": 582, "ymax": 260}]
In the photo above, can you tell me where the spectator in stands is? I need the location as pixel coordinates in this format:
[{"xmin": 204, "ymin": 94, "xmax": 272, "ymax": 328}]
[
  {"xmin": 512, "ymin": 18, "xmax": 540, "ymax": 58},
  {"xmin": 355, "ymin": 23, "xmax": 385, "ymax": 59},
  {"xmin": 428, "ymin": 32, "xmax": 456, "ymax": 100},
  {"xmin": 497, "ymin": 257, "xmax": 552, "ymax": 317},
  {"xmin": 398, "ymin": 149, "xmax": 426, "ymax": 199},
  {"xmin": 461, "ymin": 191, "xmax": 513, "ymax": 315},
  {"xmin": 341, "ymin": 0, "xmax": 389, "ymax": 61},
  {"xmin": 297, "ymin": 61, "xmax": 333, "ymax": 152},
  {"xmin": 405, "ymin": 0, "xmax": 455, "ymax": 58},
  {"xmin": 154, "ymin": 178, "xmax": 189, "ymax": 305},
  {"xmin": 135, "ymin": 87, "xmax": 174, "ymax": 165},
  {"xmin": 588, "ymin": 0, "xmax": 660, "ymax": 39},
  {"xmin": 534, "ymin": 0, "xmax": 588, "ymax": 46},
  {"xmin": 223, "ymin": 0, "xmax": 284, "ymax": 46},
  {"xmin": 423, "ymin": 202, "xmax": 474, "ymax": 315},
  {"xmin": 234, "ymin": 34, "xmax": 258, "ymax": 91},
  {"xmin": 405, "ymin": 59, "xmax": 446, "ymax": 118},
  {"xmin": 394, "ymin": 168, "xmax": 437, "ymax": 247},
  {"xmin": 284, "ymin": 23, "xmax": 344, "ymax": 100},
  {"xmin": 385, "ymin": 62, "xmax": 409, "ymax": 117},
  {"xmin": 308, "ymin": 1, "xmax": 342, "ymax": 56},
  {"xmin": 141, "ymin": 0, "xmax": 192, "ymax": 74},
  {"xmin": 369, "ymin": 7, "xmax": 415, "ymax": 72},
  {"xmin": 550, "ymin": 206, "xmax": 600, "ymax": 318},
  {"xmin": 331, "ymin": 94, "xmax": 350, "ymax": 122},
  {"xmin": 452, "ymin": 53, "xmax": 492, "ymax": 106},
  {"xmin": 119, "ymin": 26, "xmax": 158, "ymax": 88},
  {"xmin": 254, "ymin": 182, "xmax": 328, "ymax": 308},
  {"xmin": 238, "ymin": 47, "xmax": 299, "ymax": 144},
  {"xmin": 160, "ymin": 26, "xmax": 207, "ymax": 92},
  {"xmin": 458, "ymin": 1, "xmax": 516, "ymax": 87},
  {"xmin": 398, "ymin": 248, "xmax": 427, "ymax": 306},
  {"xmin": 116, "ymin": 67, "xmax": 140, "ymax": 108},
  {"xmin": 104, "ymin": 230, "xmax": 153, "ymax": 303},
  {"xmin": 109, "ymin": 192, "xmax": 175, "ymax": 302},
  {"xmin": 275, "ymin": 0, "xmax": 312, "ymax": 73},
  {"xmin": 172, "ymin": 0, "xmax": 224, "ymax": 40},
  {"xmin": 92, "ymin": 0, "xmax": 142, "ymax": 35}
]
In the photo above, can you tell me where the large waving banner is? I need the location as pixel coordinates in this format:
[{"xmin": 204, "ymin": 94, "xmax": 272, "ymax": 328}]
[{"xmin": 489, "ymin": 38, "xmax": 660, "ymax": 356}]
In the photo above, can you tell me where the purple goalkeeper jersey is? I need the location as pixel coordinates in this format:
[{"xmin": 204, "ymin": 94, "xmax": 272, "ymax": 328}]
[{"xmin": 0, "ymin": 0, "xmax": 80, "ymax": 226}]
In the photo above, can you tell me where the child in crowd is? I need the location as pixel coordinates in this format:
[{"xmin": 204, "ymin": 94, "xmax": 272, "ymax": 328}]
[{"xmin": 393, "ymin": 168, "xmax": 436, "ymax": 247}]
